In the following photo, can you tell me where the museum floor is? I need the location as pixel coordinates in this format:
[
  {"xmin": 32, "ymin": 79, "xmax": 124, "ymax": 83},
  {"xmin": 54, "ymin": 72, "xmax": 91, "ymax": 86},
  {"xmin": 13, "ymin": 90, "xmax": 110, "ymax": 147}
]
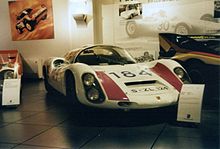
[{"xmin": 0, "ymin": 80, "xmax": 219, "ymax": 149}]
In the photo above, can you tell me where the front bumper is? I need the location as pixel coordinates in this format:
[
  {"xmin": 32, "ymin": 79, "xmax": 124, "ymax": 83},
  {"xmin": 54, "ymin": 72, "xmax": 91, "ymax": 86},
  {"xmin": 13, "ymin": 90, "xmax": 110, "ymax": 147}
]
[{"xmin": 81, "ymin": 92, "xmax": 179, "ymax": 110}]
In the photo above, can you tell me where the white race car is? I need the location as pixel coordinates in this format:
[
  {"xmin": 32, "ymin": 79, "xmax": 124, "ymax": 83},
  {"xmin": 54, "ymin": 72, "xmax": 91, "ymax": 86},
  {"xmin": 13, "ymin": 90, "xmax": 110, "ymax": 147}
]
[
  {"xmin": 121, "ymin": 9, "xmax": 140, "ymax": 19},
  {"xmin": 125, "ymin": 10, "xmax": 220, "ymax": 38},
  {"xmin": 43, "ymin": 45, "xmax": 191, "ymax": 109}
]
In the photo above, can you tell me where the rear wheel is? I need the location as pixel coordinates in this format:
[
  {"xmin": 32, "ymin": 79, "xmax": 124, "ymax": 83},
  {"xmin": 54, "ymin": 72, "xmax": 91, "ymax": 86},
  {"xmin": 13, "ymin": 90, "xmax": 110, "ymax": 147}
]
[{"xmin": 126, "ymin": 21, "xmax": 138, "ymax": 38}]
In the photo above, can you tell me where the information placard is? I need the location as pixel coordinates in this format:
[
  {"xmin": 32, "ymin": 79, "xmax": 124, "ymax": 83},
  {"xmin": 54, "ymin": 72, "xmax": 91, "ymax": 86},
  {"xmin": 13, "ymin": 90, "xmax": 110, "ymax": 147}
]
[
  {"xmin": 177, "ymin": 84, "xmax": 205, "ymax": 123},
  {"xmin": 2, "ymin": 79, "xmax": 21, "ymax": 106}
]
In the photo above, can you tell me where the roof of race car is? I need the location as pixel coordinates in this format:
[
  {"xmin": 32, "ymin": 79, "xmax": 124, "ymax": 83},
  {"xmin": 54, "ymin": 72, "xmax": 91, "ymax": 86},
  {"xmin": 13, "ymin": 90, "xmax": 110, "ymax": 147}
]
[{"xmin": 64, "ymin": 44, "xmax": 124, "ymax": 62}]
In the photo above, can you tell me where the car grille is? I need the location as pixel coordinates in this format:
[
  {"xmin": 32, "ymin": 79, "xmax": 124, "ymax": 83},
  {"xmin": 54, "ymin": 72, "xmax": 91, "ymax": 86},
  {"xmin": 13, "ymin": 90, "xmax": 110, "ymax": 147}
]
[
  {"xmin": 124, "ymin": 80, "xmax": 168, "ymax": 91},
  {"xmin": 125, "ymin": 80, "xmax": 156, "ymax": 86}
]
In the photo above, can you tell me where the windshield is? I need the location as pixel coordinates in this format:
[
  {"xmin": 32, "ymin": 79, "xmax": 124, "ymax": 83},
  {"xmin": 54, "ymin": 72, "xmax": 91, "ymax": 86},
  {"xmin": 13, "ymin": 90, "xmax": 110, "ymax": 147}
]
[
  {"xmin": 175, "ymin": 35, "xmax": 220, "ymax": 55},
  {"xmin": 75, "ymin": 46, "xmax": 136, "ymax": 65}
]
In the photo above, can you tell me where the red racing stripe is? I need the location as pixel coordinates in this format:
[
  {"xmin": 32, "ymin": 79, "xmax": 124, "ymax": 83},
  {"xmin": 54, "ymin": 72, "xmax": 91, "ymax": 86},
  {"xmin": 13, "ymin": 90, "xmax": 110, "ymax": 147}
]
[
  {"xmin": 96, "ymin": 71, "xmax": 129, "ymax": 101},
  {"xmin": 150, "ymin": 63, "xmax": 183, "ymax": 92}
]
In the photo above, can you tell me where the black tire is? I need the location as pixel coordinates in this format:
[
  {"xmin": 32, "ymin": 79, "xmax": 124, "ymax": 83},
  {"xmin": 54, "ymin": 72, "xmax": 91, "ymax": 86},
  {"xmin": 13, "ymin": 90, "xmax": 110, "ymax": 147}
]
[
  {"xmin": 125, "ymin": 21, "xmax": 138, "ymax": 38},
  {"xmin": 25, "ymin": 20, "xmax": 35, "ymax": 31},
  {"xmin": 175, "ymin": 23, "xmax": 189, "ymax": 35},
  {"xmin": 43, "ymin": 67, "xmax": 54, "ymax": 93},
  {"xmin": 42, "ymin": 14, "xmax": 47, "ymax": 20},
  {"xmin": 65, "ymin": 72, "xmax": 80, "ymax": 105},
  {"xmin": 184, "ymin": 60, "xmax": 205, "ymax": 84}
]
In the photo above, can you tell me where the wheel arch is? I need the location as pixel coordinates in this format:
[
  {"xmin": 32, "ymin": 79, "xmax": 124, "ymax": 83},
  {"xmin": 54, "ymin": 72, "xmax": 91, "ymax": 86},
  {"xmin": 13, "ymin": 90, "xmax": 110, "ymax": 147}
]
[
  {"xmin": 200, "ymin": 13, "xmax": 216, "ymax": 22},
  {"xmin": 183, "ymin": 58, "xmax": 206, "ymax": 84},
  {"xmin": 175, "ymin": 22, "xmax": 192, "ymax": 35},
  {"xmin": 42, "ymin": 65, "xmax": 47, "ymax": 78},
  {"xmin": 173, "ymin": 58, "xmax": 205, "ymax": 68},
  {"xmin": 64, "ymin": 69, "xmax": 76, "ymax": 95}
]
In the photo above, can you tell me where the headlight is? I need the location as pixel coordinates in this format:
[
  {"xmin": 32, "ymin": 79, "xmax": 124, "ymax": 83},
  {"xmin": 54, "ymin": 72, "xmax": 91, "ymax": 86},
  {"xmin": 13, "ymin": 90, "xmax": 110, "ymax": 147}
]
[
  {"xmin": 87, "ymin": 88, "xmax": 99, "ymax": 101},
  {"xmin": 82, "ymin": 73, "xmax": 105, "ymax": 103},
  {"xmin": 174, "ymin": 67, "xmax": 184, "ymax": 79},
  {"xmin": 83, "ymin": 73, "xmax": 95, "ymax": 86},
  {"xmin": 174, "ymin": 67, "xmax": 191, "ymax": 84},
  {"xmin": 4, "ymin": 70, "xmax": 14, "ymax": 79}
]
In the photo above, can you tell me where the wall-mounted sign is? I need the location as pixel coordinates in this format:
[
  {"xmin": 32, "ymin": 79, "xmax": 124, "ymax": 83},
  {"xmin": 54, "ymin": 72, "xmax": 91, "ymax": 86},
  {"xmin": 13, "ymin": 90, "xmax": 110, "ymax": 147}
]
[
  {"xmin": 119, "ymin": 1, "xmax": 143, "ymax": 20},
  {"xmin": 8, "ymin": 0, "xmax": 54, "ymax": 41}
]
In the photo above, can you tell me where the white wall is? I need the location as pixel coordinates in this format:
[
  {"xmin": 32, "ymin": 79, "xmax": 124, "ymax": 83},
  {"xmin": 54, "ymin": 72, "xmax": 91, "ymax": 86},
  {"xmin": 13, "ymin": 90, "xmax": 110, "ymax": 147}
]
[
  {"xmin": 0, "ymin": 0, "xmax": 94, "ymax": 77},
  {"xmin": 69, "ymin": 0, "xmax": 94, "ymax": 48},
  {"xmin": 0, "ymin": 0, "xmax": 14, "ymax": 50}
]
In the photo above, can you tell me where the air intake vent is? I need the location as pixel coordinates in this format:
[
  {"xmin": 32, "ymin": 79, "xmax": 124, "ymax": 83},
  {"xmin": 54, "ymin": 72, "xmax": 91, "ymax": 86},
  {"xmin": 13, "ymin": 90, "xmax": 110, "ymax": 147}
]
[{"xmin": 125, "ymin": 80, "xmax": 156, "ymax": 86}]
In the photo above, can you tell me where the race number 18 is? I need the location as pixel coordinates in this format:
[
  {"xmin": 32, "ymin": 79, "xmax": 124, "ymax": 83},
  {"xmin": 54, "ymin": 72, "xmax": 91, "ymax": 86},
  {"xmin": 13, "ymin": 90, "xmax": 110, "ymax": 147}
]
[{"xmin": 109, "ymin": 70, "xmax": 151, "ymax": 78}]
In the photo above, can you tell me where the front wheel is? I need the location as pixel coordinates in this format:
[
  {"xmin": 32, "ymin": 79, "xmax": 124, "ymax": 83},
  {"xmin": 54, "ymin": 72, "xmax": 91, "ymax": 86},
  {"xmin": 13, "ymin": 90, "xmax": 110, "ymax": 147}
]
[
  {"xmin": 184, "ymin": 60, "xmax": 205, "ymax": 84},
  {"xmin": 65, "ymin": 72, "xmax": 80, "ymax": 106},
  {"xmin": 125, "ymin": 21, "xmax": 138, "ymax": 38},
  {"xmin": 25, "ymin": 20, "xmax": 35, "ymax": 31}
]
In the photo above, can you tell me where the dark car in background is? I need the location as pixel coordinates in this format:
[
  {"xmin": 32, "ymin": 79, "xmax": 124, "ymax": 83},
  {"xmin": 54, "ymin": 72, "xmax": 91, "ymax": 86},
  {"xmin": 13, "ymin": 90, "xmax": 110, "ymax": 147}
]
[
  {"xmin": 159, "ymin": 33, "xmax": 220, "ymax": 106},
  {"xmin": 159, "ymin": 33, "xmax": 220, "ymax": 84}
]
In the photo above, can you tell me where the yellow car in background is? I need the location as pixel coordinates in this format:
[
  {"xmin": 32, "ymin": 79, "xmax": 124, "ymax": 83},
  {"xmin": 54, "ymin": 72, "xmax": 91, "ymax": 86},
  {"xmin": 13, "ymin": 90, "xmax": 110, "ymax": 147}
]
[{"xmin": 159, "ymin": 33, "xmax": 220, "ymax": 84}]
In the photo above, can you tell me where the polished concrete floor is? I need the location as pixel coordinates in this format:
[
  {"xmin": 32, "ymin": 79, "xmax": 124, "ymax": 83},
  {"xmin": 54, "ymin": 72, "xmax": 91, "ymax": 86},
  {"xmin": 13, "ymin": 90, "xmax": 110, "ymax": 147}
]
[{"xmin": 0, "ymin": 80, "xmax": 219, "ymax": 149}]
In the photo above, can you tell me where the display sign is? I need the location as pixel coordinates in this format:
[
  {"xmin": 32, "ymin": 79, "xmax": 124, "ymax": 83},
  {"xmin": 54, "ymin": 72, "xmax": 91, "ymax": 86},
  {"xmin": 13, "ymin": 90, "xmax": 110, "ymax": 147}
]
[
  {"xmin": 177, "ymin": 84, "xmax": 205, "ymax": 123},
  {"xmin": 2, "ymin": 79, "xmax": 21, "ymax": 106}
]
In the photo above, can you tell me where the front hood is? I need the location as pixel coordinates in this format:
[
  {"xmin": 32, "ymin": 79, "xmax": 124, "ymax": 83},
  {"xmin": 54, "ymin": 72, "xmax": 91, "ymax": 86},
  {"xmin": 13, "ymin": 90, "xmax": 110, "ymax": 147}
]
[{"xmin": 92, "ymin": 63, "xmax": 181, "ymax": 101}]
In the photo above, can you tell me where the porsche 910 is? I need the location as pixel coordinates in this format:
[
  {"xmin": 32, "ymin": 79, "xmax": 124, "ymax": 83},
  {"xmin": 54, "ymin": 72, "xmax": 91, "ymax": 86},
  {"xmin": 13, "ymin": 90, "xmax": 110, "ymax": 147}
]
[{"xmin": 43, "ymin": 45, "xmax": 191, "ymax": 109}]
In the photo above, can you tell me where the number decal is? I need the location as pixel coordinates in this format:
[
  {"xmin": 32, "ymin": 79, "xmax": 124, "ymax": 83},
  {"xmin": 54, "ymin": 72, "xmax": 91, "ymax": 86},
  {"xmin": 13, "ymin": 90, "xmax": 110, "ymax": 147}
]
[
  {"xmin": 109, "ymin": 72, "xmax": 120, "ymax": 78},
  {"xmin": 109, "ymin": 70, "xmax": 151, "ymax": 78},
  {"xmin": 121, "ymin": 71, "xmax": 136, "ymax": 77},
  {"xmin": 109, "ymin": 71, "xmax": 136, "ymax": 78},
  {"xmin": 158, "ymin": 20, "xmax": 169, "ymax": 31},
  {"xmin": 139, "ymin": 70, "xmax": 152, "ymax": 76}
]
